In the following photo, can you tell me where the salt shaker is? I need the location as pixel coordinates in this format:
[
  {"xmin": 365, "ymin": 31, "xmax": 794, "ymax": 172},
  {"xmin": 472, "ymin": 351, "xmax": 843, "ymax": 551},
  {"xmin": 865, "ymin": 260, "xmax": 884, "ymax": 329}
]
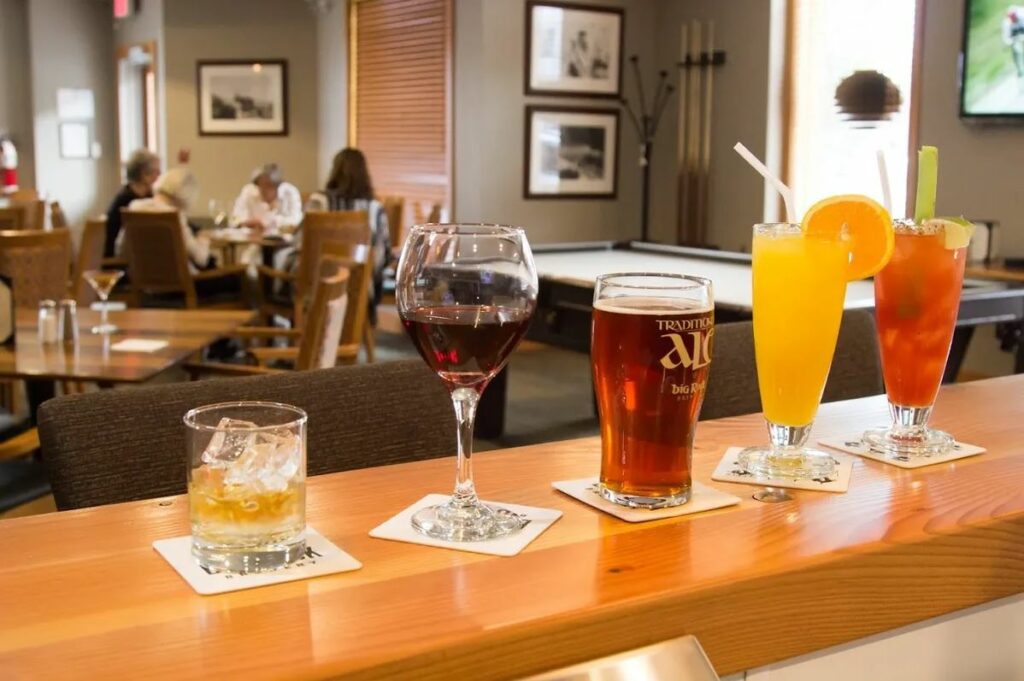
[
  {"xmin": 59, "ymin": 299, "xmax": 78, "ymax": 344},
  {"xmin": 38, "ymin": 300, "xmax": 59, "ymax": 344}
]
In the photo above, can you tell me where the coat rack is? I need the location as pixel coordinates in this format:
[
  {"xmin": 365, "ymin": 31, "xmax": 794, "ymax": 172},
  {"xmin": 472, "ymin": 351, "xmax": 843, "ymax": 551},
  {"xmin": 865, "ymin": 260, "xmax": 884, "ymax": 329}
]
[{"xmin": 621, "ymin": 56, "xmax": 675, "ymax": 243}]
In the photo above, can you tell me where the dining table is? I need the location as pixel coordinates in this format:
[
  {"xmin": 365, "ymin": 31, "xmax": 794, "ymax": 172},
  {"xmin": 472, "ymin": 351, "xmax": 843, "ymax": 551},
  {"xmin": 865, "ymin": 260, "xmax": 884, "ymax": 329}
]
[
  {"xmin": 207, "ymin": 227, "xmax": 294, "ymax": 267},
  {"xmin": 1, "ymin": 375, "xmax": 1022, "ymax": 679},
  {"xmin": 0, "ymin": 307, "xmax": 254, "ymax": 385}
]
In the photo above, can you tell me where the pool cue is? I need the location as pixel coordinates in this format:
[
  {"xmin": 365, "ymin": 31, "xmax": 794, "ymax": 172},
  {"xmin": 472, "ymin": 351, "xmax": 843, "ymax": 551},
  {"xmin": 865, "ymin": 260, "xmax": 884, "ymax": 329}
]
[
  {"xmin": 685, "ymin": 21, "xmax": 702, "ymax": 244},
  {"xmin": 697, "ymin": 21, "xmax": 715, "ymax": 245},
  {"xmin": 677, "ymin": 23, "xmax": 691, "ymax": 246}
]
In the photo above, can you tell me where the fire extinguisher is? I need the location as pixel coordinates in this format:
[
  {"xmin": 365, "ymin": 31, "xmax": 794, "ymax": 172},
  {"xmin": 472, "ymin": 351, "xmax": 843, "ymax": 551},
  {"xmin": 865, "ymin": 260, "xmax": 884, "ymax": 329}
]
[{"xmin": 0, "ymin": 136, "xmax": 19, "ymax": 195}]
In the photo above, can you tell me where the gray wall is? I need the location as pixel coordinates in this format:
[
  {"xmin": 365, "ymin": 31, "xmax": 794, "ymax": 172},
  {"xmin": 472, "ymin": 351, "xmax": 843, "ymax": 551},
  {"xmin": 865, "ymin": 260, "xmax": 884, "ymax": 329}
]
[
  {"xmin": 918, "ymin": 0, "xmax": 1020, "ymax": 377},
  {"xmin": 918, "ymin": 0, "xmax": 1022, "ymax": 255},
  {"xmin": 163, "ymin": 0, "xmax": 321, "ymax": 208},
  {"xmin": 27, "ymin": 0, "xmax": 119, "ymax": 228},
  {"xmin": 317, "ymin": 1, "xmax": 348, "ymax": 182},
  {"xmin": 0, "ymin": 0, "xmax": 35, "ymax": 189},
  {"xmin": 453, "ymin": 0, "xmax": 657, "ymax": 244}
]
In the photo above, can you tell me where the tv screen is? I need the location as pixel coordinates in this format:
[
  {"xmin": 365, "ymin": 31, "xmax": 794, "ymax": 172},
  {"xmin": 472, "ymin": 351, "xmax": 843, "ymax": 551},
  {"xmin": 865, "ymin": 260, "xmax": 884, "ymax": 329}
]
[{"xmin": 961, "ymin": 0, "xmax": 1024, "ymax": 117}]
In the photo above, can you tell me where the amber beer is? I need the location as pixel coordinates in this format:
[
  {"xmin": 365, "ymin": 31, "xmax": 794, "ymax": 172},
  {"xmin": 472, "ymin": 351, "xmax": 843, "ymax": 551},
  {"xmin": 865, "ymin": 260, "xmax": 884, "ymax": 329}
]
[{"xmin": 591, "ymin": 276, "xmax": 714, "ymax": 508}]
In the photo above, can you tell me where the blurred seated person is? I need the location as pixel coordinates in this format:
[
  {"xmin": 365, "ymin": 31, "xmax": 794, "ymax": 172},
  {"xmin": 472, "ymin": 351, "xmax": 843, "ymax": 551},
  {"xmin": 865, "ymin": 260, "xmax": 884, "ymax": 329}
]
[
  {"xmin": 104, "ymin": 149, "xmax": 160, "ymax": 257},
  {"xmin": 231, "ymin": 163, "xmax": 303, "ymax": 235},
  {"xmin": 117, "ymin": 167, "xmax": 215, "ymax": 273},
  {"xmin": 307, "ymin": 148, "xmax": 390, "ymax": 320}
]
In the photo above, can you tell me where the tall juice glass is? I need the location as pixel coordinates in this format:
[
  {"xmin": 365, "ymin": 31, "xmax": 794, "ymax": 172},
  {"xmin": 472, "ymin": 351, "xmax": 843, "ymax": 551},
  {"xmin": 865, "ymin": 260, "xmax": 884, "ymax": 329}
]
[
  {"xmin": 863, "ymin": 220, "xmax": 966, "ymax": 457},
  {"xmin": 737, "ymin": 223, "xmax": 850, "ymax": 479}
]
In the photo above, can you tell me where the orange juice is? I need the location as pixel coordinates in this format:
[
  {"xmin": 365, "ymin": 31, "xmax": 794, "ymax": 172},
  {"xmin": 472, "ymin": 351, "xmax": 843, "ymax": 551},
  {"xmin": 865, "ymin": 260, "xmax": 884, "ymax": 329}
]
[{"xmin": 752, "ymin": 225, "xmax": 850, "ymax": 427}]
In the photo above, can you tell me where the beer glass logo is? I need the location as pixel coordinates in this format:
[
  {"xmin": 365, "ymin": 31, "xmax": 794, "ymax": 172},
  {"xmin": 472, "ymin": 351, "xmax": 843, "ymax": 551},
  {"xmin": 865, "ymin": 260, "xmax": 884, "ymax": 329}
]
[{"xmin": 657, "ymin": 317, "xmax": 713, "ymax": 370}]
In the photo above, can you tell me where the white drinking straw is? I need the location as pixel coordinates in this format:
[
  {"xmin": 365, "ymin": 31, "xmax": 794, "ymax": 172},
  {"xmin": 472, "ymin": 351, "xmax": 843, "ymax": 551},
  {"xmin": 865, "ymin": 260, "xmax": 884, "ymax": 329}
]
[
  {"xmin": 732, "ymin": 142, "xmax": 795, "ymax": 223},
  {"xmin": 876, "ymin": 149, "xmax": 893, "ymax": 215}
]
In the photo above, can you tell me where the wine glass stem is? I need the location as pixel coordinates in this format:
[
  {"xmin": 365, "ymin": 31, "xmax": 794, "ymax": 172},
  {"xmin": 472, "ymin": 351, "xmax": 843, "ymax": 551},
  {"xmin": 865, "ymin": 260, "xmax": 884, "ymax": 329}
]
[
  {"xmin": 450, "ymin": 387, "xmax": 480, "ymax": 507},
  {"xmin": 99, "ymin": 293, "xmax": 109, "ymax": 329}
]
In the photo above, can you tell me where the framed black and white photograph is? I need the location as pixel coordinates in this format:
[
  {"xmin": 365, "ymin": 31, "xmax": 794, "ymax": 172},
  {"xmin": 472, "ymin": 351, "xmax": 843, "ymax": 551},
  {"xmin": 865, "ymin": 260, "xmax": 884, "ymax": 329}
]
[
  {"xmin": 197, "ymin": 60, "xmax": 288, "ymax": 136},
  {"xmin": 525, "ymin": 1, "xmax": 624, "ymax": 98},
  {"xmin": 524, "ymin": 106, "xmax": 619, "ymax": 199}
]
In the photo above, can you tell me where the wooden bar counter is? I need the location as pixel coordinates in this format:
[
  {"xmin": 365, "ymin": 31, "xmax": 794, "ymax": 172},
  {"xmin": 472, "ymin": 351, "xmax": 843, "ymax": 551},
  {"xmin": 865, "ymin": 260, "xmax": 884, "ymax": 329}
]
[{"xmin": 2, "ymin": 376, "xmax": 1024, "ymax": 679}]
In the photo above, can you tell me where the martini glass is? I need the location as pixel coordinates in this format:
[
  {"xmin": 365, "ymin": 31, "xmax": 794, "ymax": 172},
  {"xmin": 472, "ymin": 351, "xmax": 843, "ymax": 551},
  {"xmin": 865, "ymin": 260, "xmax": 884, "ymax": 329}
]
[{"xmin": 83, "ymin": 269, "xmax": 124, "ymax": 334}]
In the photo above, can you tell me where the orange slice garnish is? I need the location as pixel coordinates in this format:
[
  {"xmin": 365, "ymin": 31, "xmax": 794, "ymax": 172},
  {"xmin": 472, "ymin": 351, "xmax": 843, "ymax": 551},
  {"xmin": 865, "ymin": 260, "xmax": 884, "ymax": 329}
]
[{"xmin": 803, "ymin": 194, "xmax": 894, "ymax": 280}]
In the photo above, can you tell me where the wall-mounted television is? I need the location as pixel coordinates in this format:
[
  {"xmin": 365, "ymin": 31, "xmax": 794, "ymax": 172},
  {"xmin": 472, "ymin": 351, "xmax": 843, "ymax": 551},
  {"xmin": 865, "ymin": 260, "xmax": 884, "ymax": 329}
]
[{"xmin": 960, "ymin": 0, "xmax": 1024, "ymax": 118}]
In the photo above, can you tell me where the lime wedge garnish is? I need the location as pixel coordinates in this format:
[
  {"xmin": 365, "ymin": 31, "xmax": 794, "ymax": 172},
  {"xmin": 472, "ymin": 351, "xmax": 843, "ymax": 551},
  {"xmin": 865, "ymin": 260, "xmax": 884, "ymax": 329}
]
[{"xmin": 925, "ymin": 218, "xmax": 974, "ymax": 250}]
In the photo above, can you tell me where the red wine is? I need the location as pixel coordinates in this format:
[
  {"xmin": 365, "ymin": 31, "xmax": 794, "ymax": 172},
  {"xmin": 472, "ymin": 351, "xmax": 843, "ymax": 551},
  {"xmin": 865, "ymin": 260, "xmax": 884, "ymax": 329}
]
[{"xmin": 402, "ymin": 305, "xmax": 532, "ymax": 389}]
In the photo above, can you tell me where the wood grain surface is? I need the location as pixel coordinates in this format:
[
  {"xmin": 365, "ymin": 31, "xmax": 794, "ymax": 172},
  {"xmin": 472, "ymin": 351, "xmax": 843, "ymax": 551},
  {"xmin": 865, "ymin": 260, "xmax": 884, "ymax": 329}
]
[
  {"xmin": 965, "ymin": 260, "xmax": 1024, "ymax": 284},
  {"xmin": 0, "ymin": 308, "xmax": 253, "ymax": 382},
  {"xmin": 1, "ymin": 376, "xmax": 1023, "ymax": 679}
]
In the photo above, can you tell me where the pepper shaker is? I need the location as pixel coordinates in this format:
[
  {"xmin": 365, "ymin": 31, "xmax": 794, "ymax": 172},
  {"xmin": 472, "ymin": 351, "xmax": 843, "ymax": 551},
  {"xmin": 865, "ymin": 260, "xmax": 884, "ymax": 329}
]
[{"xmin": 59, "ymin": 299, "xmax": 79, "ymax": 344}]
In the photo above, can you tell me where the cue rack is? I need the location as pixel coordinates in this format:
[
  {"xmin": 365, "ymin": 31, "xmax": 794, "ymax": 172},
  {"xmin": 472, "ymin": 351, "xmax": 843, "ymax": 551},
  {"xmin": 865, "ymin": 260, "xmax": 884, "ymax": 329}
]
[{"xmin": 677, "ymin": 21, "xmax": 725, "ymax": 247}]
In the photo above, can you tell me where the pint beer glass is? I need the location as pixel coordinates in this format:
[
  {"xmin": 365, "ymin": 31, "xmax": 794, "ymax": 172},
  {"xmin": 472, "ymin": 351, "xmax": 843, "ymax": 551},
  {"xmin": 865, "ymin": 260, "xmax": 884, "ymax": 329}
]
[{"xmin": 592, "ymin": 273, "xmax": 714, "ymax": 508}]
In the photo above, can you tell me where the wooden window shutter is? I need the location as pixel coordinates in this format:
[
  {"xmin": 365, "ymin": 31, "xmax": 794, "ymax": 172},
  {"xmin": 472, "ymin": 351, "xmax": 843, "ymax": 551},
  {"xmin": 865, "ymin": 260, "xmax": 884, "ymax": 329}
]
[{"xmin": 350, "ymin": 0, "xmax": 453, "ymax": 234}]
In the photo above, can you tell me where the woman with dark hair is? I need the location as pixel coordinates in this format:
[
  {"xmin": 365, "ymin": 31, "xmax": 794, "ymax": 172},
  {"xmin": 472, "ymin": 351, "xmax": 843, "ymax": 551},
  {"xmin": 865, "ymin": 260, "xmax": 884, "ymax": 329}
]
[{"xmin": 308, "ymin": 148, "xmax": 390, "ymax": 321}]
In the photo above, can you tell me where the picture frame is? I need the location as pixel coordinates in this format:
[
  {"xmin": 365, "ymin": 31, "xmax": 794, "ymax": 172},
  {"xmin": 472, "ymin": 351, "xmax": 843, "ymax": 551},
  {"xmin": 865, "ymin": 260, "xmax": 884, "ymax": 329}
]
[
  {"xmin": 524, "ymin": 106, "xmax": 619, "ymax": 199},
  {"xmin": 196, "ymin": 60, "xmax": 288, "ymax": 136},
  {"xmin": 58, "ymin": 122, "xmax": 92, "ymax": 160},
  {"xmin": 525, "ymin": 1, "xmax": 624, "ymax": 98}
]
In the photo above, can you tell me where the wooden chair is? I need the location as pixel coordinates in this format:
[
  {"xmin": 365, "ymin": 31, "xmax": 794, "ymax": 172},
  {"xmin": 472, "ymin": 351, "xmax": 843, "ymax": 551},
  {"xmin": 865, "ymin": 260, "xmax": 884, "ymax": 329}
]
[
  {"xmin": 0, "ymin": 228, "xmax": 73, "ymax": 306},
  {"xmin": 0, "ymin": 229, "xmax": 72, "ymax": 466},
  {"xmin": 381, "ymin": 195, "xmax": 405, "ymax": 249},
  {"xmin": 11, "ymin": 200, "xmax": 45, "ymax": 230},
  {"xmin": 50, "ymin": 201, "xmax": 67, "ymax": 229},
  {"xmin": 245, "ymin": 256, "xmax": 352, "ymax": 372},
  {"xmin": 0, "ymin": 206, "xmax": 26, "ymax": 230},
  {"xmin": 258, "ymin": 210, "xmax": 370, "ymax": 323},
  {"xmin": 8, "ymin": 188, "xmax": 39, "ymax": 202},
  {"xmin": 121, "ymin": 210, "xmax": 248, "ymax": 309},
  {"xmin": 189, "ymin": 255, "xmax": 357, "ymax": 377},
  {"xmin": 321, "ymin": 242, "xmax": 372, "ymax": 363},
  {"xmin": 412, "ymin": 201, "xmax": 442, "ymax": 226},
  {"xmin": 72, "ymin": 218, "xmax": 107, "ymax": 305}
]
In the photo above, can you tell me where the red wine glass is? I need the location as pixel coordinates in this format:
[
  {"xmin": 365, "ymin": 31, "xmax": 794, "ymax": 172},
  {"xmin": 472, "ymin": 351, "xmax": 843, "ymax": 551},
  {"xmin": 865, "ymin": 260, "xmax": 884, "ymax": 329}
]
[{"xmin": 396, "ymin": 224, "xmax": 538, "ymax": 541}]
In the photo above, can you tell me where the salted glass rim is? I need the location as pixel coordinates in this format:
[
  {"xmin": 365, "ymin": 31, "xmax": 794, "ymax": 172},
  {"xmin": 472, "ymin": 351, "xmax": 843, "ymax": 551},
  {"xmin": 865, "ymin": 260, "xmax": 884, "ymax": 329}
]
[
  {"xmin": 408, "ymin": 223, "xmax": 526, "ymax": 237},
  {"xmin": 596, "ymin": 272, "xmax": 712, "ymax": 291},
  {"xmin": 753, "ymin": 223, "xmax": 802, "ymax": 237},
  {"xmin": 183, "ymin": 400, "xmax": 308, "ymax": 432}
]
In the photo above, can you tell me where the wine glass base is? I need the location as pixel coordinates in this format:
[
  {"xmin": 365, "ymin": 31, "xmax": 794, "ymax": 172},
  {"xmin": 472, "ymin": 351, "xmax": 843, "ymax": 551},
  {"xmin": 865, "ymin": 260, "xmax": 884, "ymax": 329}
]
[
  {"xmin": 411, "ymin": 498, "xmax": 527, "ymax": 542},
  {"xmin": 91, "ymin": 323, "xmax": 119, "ymax": 335},
  {"xmin": 863, "ymin": 426, "xmax": 954, "ymax": 459},
  {"xmin": 737, "ymin": 446, "xmax": 838, "ymax": 480},
  {"xmin": 599, "ymin": 484, "xmax": 691, "ymax": 509}
]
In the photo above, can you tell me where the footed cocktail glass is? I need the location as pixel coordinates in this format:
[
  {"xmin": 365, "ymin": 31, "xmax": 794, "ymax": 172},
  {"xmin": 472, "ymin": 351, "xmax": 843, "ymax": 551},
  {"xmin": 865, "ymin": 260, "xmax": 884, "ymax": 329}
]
[
  {"xmin": 863, "ymin": 219, "xmax": 966, "ymax": 458},
  {"xmin": 185, "ymin": 401, "xmax": 307, "ymax": 573},
  {"xmin": 737, "ymin": 223, "xmax": 849, "ymax": 480},
  {"xmin": 83, "ymin": 269, "xmax": 123, "ymax": 334}
]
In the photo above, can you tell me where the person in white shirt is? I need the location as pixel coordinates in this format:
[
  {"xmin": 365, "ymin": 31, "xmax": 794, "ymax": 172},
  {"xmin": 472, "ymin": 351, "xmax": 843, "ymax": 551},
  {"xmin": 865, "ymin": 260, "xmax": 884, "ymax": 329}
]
[
  {"xmin": 231, "ymin": 163, "xmax": 303, "ymax": 234},
  {"xmin": 117, "ymin": 167, "xmax": 212, "ymax": 272}
]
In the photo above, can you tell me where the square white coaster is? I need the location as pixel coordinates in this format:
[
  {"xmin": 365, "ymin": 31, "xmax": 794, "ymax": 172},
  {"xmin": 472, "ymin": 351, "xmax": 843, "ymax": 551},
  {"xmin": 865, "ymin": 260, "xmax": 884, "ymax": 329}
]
[
  {"xmin": 819, "ymin": 435, "xmax": 986, "ymax": 469},
  {"xmin": 552, "ymin": 478, "xmax": 740, "ymax": 522},
  {"xmin": 153, "ymin": 527, "xmax": 362, "ymax": 595},
  {"xmin": 368, "ymin": 494, "xmax": 562, "ymax": 557},
  {"xmin": 711, "ymin": 446, "xmax": 853, "ymax": 493}
]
